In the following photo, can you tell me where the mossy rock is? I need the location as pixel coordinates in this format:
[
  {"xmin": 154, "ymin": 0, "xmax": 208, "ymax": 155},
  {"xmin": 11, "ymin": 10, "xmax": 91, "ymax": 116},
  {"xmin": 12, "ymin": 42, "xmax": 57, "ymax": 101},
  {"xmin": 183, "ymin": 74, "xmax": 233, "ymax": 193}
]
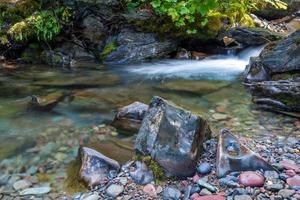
[
  {"xmin": 64, "ymin": 158, "xmax": 88, "ymax": 194},
  {"xmin": 135, "ymin": 155, "xmax": 168, "ymax": 183}
]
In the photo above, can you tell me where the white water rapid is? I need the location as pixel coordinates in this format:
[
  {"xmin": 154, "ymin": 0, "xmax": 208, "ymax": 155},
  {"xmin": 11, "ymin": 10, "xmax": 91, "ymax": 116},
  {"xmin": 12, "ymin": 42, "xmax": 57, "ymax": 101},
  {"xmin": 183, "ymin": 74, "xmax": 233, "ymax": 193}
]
[{"xmin": 124, "ymin": 46, "xmax": 265, "ymax": 80}]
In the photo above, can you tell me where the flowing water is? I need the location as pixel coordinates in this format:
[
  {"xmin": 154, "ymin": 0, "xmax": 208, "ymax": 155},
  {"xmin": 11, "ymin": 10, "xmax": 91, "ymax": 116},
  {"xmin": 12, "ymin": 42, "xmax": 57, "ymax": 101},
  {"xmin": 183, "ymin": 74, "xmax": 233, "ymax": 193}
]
[{"xmin": 0, "ymin": 46, "xmax": 298, "ymax": 194}]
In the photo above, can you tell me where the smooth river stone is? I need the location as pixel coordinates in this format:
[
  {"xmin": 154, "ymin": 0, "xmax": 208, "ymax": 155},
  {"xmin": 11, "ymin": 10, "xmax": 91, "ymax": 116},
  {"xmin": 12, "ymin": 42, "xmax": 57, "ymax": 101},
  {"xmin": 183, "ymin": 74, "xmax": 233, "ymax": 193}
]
[
  {"xmin": 13, "ymin": 180, "xmax": 32, "ymax": 191},
  {"xmin": 19, "ymin": 187, "xmax": 51, "ymax": 195},
  {"xmin": 280, "ymin": 160, "xmax": 300, "ymax": 172},
  {"xmin": 143, "ymin": 184, "xmax": 157, "ymax": 197},
  {"xmin": 195, "ymin": 194, "xmax": 226, "ymax": 200},
  {"xmin": 287, "ymin": 175, "xmax": 300, "ymax": 187},
  {"xmin": 106, "ymin": 184, "xmax": 124, "ymax": 198},
  {"xmin": 238, "ymin": 171, "xmax": 265, "ymax": 187}
]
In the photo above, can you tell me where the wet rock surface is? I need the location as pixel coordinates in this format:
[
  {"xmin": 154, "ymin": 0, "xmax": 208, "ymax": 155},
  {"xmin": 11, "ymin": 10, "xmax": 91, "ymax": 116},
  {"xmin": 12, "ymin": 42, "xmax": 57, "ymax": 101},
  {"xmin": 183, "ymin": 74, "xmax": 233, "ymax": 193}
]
[
  {"xmin": 79, "ymin": 147, "xmax": 120, "ymax": 187},
  {"xmin": 113, "ymin": 101, "xmax": 148, "ymax": 133},
  {"xmin": 244, "ymin": 30, "xmax": 300, "ymax": 115},
  {"xmin": 104, "ymin": 29, "xmax": 177, "ymax": 65},
  {"xmin": 135, "ymin": 96, "xmax": 211, "ymax": 177},
  {"xmin": 223, "ymin": 27, "xmax": 282, "ymax": 46},
  {"xmin": 217, "ymin": 129, "xmax": 275, "ymax": 177}
]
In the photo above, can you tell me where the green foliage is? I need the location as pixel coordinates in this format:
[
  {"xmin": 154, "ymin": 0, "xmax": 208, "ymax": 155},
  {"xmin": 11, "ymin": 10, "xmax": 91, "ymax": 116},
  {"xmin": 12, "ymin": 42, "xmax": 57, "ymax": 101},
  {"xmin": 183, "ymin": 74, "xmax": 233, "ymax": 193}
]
[
  {"xmin": 101, "ymin": 41, "xmax": 117, "ymax": 60},
  {"xmin": 7, "ymin": 7, "xmax": 72, "ymax": 42},
  {"xmin": 125, "ymin": 0, "xmax": 287, "ymax": 35}
]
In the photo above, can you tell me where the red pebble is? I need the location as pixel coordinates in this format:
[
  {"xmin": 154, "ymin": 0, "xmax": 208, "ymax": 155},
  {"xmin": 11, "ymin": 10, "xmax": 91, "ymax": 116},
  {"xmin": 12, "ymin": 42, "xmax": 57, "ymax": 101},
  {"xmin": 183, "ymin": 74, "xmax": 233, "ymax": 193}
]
[
  {"xmin": 280, "ymin": 160, "xmax": 300, "ymax": 172},
  {"xmin": 193, "ymin": 174, "xmax": 200, "ymax": 183},
  {"xmin": 238, "ymin": 171, "xmax": 265, "ymax": 187},
  {"xmin": 287, "ymin": 175, "xmax": 300, "ymax": 187},
  {"xmin": 190, "ymin": 193, "xmax": 201, "ymax": 200},
  {"xmin": 286, "ymin": 169, "xmax": 296, "ymax": 177}
]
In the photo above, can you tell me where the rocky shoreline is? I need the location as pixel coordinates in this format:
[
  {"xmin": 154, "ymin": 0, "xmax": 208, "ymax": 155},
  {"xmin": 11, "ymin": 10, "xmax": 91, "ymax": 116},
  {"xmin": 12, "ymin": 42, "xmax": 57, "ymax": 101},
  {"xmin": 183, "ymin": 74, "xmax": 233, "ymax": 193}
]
[{"xmin": 0, "ymin": 96, "xmax": 299, "ymax": 200}]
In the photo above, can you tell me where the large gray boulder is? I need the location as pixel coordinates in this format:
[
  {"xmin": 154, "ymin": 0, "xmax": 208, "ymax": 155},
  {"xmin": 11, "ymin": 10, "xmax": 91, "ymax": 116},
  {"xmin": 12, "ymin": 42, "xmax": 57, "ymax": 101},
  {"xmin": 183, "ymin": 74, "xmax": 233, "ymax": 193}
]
[
  {"xmin": 244, "ymin": 30, "xmax": 300, "ymax": 115},
  {"xmin": 104, "ymin": 29, "xmax": 177, "ymax": 65},
  {"xmin": 135, "ymin": 96, "xmax": 211, "ymax": 178},
  {"xmin": 223, "ymin": 27, "xmax": 282, "ymax": 47}
]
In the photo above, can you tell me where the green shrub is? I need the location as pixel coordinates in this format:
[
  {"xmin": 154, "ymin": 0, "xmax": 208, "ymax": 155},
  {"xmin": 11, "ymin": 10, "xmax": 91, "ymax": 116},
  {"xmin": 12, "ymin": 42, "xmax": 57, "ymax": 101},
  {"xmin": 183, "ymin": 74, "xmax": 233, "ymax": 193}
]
[
  {"xmin": 7, "ymin": 7, "xmax": 73, "ymax": 42},
  {"xmin": 125, "ymin": 0, "xmax": 287, "ymax": 35}
]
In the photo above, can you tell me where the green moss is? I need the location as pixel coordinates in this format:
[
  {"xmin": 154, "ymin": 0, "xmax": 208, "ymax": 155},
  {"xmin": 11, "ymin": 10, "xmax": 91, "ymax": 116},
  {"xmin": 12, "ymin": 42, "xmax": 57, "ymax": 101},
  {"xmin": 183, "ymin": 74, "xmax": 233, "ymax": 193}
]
[
  {"xmin": 101, "ymin": 41, "xmax": 117, "ymax": 60},
  {"xmin": 135, "ymin": 155, "xmax": 167, "ymax": 183},
  {"xmin": 64, "ymin": 158, "xmax": 88, "ymax": 194}
]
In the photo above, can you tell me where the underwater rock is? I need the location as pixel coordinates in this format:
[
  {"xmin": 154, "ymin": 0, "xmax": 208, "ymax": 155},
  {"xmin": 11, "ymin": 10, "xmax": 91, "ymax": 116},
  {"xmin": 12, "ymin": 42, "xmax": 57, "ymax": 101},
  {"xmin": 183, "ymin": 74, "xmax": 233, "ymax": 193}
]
[
  {"xmin": 157, "ymin": 80, "xmax": 230, "ymax": 97},
  {"xmin": 29, "ymin": 91, "xmax": 71, "ymax": 111},
  {"xmin": 33, "ymin": 73, "xmax": 120, "ymax": 88},
  {"xmin": 245, "ymin": 80, "xmax": 300, "ymax": 115},
  {"xmin": 19, "ymin": 187, "xmax": 51, "ymax": 196},
  {"xmin": 216, "ymin": 129, "xmax": 276, "ymax": 177},
  {"xmin": 135, "ymin": 96, "xmax": 211, "ymax": 177},
  {"xmin": 113, "ymin": 101, "xmax": 148, "ymax": 133},
  {"xmin": 78, "ymin": 147, "xmax": 120, "ymax": 187}
]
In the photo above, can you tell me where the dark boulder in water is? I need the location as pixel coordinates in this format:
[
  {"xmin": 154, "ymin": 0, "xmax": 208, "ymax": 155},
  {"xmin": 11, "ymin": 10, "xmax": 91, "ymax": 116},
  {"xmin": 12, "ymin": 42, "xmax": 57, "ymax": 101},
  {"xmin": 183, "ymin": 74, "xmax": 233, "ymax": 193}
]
[
  {"xmin": 135, "ymin": 96, "xmax": 211, "ymax": 177},
  {"xmin": 113, "ymin": 101, "xmax": 148, "ymax": 133},
  {"xmin": 216, "ymin": 129, "xmax": 276, "ymax": 178}
]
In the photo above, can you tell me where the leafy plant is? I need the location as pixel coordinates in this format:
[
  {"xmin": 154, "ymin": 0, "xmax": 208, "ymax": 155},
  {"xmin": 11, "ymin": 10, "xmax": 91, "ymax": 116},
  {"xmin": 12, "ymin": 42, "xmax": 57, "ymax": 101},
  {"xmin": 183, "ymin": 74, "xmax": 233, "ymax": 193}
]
[
  {"xmin": 101, "ymin": 41, "xmax": 117, "ymax": 60},
  {"xmin": 125, "ymin": 0, "xmax": 287, "ymax": 35},
  {"xmin": 7, "ymin": 7, "xmax": 73, "ymax": 42}
]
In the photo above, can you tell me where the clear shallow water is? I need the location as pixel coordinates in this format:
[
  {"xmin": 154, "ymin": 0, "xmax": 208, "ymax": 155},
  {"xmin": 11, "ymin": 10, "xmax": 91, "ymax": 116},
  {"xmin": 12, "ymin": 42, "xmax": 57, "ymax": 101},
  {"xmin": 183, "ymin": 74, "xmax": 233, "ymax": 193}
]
[{"xmin": 0, "ymin": 46, "xmax": 298, "ymax": 194}]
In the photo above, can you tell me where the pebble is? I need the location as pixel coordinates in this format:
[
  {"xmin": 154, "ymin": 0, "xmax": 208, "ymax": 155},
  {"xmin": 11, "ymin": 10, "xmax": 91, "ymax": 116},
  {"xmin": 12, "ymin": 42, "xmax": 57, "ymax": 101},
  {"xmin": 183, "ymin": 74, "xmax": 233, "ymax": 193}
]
[
  {"xmin": 286, "ymin": 175, "xmax": 300, "ymax": 187},
  {"xmin": 264, "ymin": 171, "xmax": 279, "ymax": 182},
  {"xmin": 26, "ymin": 166, "xmax": 38, "ymax": 175},
  {"xmin": 278, "ymin": 189, "xmax": 295, "ymax": 198},
  {"xmin": 190, "ymin": 193, "xmax": 201, "ymax": 200},
  {"xmin": 13, "ymin": 180, "xmax": 32, "ymax": 191},
  {"xmin": 265, "ymin": 183, "xmax": 284, "ymax": 191},
  {"xmin": 231, "ymin": 188, "xmax": 248, "ymax": 196},
  {"xmin": 198, "ymin": 179, "xmax": 217, "ymax": 192},
  {"xmin": 280, "ymin": 160, "xmax": 300, "ymax": 172},
  {"xmin": 234, "ymin": 195, "xmax": 252, "ymax": 200},
  {"xmin": 106, "ymin": 184, "xmax": 124, "ymax": 198},
  {"xmin": 183, "ymin": 185, "xmax": 192, "ymax": 200},
  {"xmin": 82, "ymin": 193, "xmax": 101, "ymax": 200},
  {"xmin": 199, "ymin": 188, "xmax": 212, "ymax": 196},
  {"xmin": 118, "ymin": 177, "xmax": 128, "ymax": 186},
  {"xmin": 143, "ymin": 184, "xmax": 156, "ymax": 197},
  {"xmin": 19, "ymin": 187, "xmax": 51, "ymax": 196},
  {"xmin": 238, "ymin": 172, "xmax": 265, "ymax": 187},
  {"xmin": 212, "ymin": 113, "xmax": 228, "ymax": 120},
  {"xmin": 197, "ymin": 162, "xmax": 211, "ymax": 174},
  {"xmin": 286, "ymin": 169, "xmax": 296, "ymax": 177},
  {"xmin": 163, "ymin": 187, "xmax": 181, "ymax": 200},
  {"xmin": 195, "ymin": 194, "xmax": 226, "ymax": 200}
]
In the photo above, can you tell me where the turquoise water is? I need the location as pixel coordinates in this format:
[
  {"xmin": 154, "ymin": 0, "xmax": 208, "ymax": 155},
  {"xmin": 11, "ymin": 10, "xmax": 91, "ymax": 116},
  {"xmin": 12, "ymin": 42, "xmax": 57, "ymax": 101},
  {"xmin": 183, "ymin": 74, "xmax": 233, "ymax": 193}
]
[{"xmin": 0, "ymin": 47, "xmax": 298, "ymax": 194}]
